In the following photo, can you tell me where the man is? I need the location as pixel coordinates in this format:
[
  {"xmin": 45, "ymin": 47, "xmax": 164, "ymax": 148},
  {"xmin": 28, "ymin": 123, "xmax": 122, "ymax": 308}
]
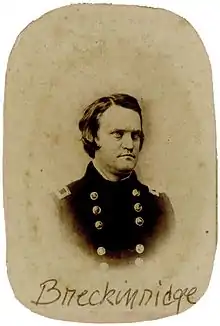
[{"xmin": 55, "ymin": 94, "xmax": 174, "ymax": 266}]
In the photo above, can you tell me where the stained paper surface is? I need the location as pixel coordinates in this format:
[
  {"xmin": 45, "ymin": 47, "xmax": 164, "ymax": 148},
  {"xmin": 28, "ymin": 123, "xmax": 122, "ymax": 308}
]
[{"xmin": 3, "ymin": 4, "xmax": 216, "ymax": 323}]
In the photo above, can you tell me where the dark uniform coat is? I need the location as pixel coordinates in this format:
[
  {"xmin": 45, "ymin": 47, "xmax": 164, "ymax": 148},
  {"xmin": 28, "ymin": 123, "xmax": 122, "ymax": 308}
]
[{"xmin": 55, "ymin": 162, "xmax": 174, "ymax": 266}]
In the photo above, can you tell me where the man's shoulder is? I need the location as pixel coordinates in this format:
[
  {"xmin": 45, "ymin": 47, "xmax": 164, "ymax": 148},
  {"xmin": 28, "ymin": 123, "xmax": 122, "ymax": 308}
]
[
  {"xmin": 54, "ymin": 176, "xmax": 86, "ymax": 201},
  {"xmin": 147, "ymin": 185, "xmax": 160, "ymax": 197},
  {"xmin": 137, "ymin": 179, "xmax": 160, "ymax": 198},
  {"xmin": 139, "ymin": 179, "xmax": 174, "ymax": 212}
]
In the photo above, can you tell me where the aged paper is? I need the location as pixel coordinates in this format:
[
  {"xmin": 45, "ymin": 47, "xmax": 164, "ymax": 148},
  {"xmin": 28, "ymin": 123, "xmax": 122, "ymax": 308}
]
[{"xmin": 3, "ymin": 4, "xmax": 216, "ymax": 322}]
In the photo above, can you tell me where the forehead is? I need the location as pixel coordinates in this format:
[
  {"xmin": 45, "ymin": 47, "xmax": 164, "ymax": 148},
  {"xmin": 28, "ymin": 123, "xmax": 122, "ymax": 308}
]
[{"xmin": 99, "ymin": 105, "xmax": 141, "ymax": 131}]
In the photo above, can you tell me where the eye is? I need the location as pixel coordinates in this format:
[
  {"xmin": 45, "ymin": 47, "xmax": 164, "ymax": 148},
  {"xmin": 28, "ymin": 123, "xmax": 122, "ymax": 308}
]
[
  {"xmin": 113, "ymin": 131, "xmax": 124, "ymax": 139},
  {"xmin": 131, "ymin": 131, "xmax": 141, "ymax": 141}
]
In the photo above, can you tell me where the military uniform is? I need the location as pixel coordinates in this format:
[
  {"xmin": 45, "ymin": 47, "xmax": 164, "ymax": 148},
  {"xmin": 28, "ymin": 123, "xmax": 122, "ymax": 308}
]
[{"xmin": 55, "ymin": 162, "xmax": 173, "ymax": 266}]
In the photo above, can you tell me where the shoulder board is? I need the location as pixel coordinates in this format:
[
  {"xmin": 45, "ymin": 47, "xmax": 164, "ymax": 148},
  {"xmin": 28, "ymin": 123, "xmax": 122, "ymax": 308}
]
[
  {"xmin": 55, "ymin": 186, "xmax": 71, "ymax": 200},
  {"xmin": 148, "ymin": 187, "xmax": 160, "ymax": 197}
]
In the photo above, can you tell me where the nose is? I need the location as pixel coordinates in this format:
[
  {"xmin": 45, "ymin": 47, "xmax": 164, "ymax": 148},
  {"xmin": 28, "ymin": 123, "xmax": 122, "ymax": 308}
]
[{"xmin": 122, "ymin": 133, "xmax": 134, "ymax": 150}]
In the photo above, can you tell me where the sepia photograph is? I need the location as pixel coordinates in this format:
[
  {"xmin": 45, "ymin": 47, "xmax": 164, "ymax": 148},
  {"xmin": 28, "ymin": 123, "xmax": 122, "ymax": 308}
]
[
  {"xmin": 3, "ymin": 3, "xmax": 216, "ymax": 322},
  {"xmin": 53, "ymin": 93, "xmax": 174, "ymax": 265}
]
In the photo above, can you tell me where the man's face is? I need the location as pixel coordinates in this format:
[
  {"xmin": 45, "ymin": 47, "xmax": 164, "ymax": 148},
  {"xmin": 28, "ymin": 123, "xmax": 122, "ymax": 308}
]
[{"xmin": 94, "ymin": 104, "xmax": 142, "ymax": 177}]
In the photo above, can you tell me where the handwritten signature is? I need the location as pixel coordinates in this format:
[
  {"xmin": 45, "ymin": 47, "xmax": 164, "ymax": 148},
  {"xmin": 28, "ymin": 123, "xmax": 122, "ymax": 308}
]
[{"xmin": 31, "ymin": 278, "xmax": 198, "ymax": 314}]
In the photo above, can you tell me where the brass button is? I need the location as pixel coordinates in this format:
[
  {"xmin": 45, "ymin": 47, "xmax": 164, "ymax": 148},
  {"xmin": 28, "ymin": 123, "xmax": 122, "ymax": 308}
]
[
  {"xmin": 97, "ymin": 247, "xmax": 106, "ymax": 256},
  {"xmin": 135, "ymin": 217, "xmax": 144, "ymax": 226},
  {"xmin": 132, "ymin": 189, "xmax": 140, "ymax": 197},
  {"xmin": 90, "ymin": 191, "xmax": 98, "ymax": 200},
  {"xmin": 92, "ymin": 206, "xmax": 101, "ymax": 215},
  {"xmin": 95, "ymin": 220, "xmax": 103, "ymax": 230},
  {"xmin": 134, "ymin": 203, "xmax": 142, "ymax": 212},
  {"xmin": 135, "ymin": 244, "xmax": 145, "ymax": 254},
  {"xmin": 135, "ymin": 257, "xmax": 144, "ymax": 267}
]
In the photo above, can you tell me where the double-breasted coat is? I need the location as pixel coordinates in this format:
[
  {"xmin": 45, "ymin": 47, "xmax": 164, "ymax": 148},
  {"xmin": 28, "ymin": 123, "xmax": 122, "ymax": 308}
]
[{"xmin": 55, "ymin": 162, "xmax": 174, "ymax": 266}]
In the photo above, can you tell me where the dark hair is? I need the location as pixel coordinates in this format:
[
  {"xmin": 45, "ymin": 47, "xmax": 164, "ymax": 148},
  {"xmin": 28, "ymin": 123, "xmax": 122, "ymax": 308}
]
[{"xmin": 79, "ymin": 93, "xmax": 145, "ymax": 158}]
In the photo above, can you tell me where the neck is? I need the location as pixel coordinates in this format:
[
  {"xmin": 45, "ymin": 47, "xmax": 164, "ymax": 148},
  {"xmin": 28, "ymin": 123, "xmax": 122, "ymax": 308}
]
[{"xmin": 92, "ymin": 159, "xmax": 132, "ymax": 182}]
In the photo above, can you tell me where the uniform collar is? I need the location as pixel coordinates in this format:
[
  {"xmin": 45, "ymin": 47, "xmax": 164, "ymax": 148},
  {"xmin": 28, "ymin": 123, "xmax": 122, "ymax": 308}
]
[{"xmin": 85, "ymin": 161, "xmax": 138, "ymax": 188}]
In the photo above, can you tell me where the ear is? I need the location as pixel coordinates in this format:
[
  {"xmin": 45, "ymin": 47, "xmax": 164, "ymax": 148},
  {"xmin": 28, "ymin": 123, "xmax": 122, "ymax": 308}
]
[
  {"xmin": 94, "ymin": 128, "xmax": 100, "ymax": 144},
  {"xmin": 94, "ymin": 135, "xmax": 100, "ymax": 146}
]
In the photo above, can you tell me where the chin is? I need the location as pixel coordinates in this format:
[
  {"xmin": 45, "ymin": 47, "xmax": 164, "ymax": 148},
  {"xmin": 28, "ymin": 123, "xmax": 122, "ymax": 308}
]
[{"xmin": 117, "ymin": 163, "xmax": 135, "ymax": 173}]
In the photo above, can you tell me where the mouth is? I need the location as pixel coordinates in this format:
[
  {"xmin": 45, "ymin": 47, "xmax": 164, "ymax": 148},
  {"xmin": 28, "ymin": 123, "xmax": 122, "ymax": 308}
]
[{"xmin": 119, "ymin": 154, "xmax": 135, "ymax": 159}]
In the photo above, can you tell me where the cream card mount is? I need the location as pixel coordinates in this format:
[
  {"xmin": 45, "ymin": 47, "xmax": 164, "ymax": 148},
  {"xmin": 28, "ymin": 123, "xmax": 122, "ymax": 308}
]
[{"xmin": 3, "ymin": 4, "xmax": 217, "ymax": 323}]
